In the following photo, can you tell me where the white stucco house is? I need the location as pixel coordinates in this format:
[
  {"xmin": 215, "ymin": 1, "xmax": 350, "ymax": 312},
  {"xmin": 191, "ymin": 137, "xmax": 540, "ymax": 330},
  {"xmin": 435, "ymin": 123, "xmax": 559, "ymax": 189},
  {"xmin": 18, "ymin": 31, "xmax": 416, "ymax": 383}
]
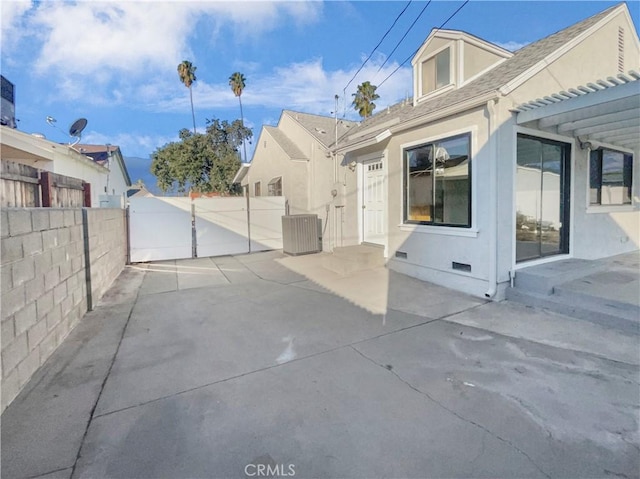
[
  {"xmin": 0, "ymin": 126, "xmax": 131, "ymax": 207},
  {"xmin": 332, "ymin": 3, "xmax": 639, "ymax": 300},
  {"xmin": 75, "ymin": 144, "xmax": 132, "ymax": 206},
  {"xmin": 235, "ymin": 110, "xmax": 357, "ymax": 250}
]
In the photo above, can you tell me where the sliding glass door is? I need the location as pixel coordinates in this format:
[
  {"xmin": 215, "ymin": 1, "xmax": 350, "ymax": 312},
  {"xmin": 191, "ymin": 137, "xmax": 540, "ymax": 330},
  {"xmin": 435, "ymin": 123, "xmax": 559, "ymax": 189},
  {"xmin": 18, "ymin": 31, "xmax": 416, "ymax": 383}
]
[{"xmin": 516, "ymin": 135, "xmax": 570, "ymax": 263}]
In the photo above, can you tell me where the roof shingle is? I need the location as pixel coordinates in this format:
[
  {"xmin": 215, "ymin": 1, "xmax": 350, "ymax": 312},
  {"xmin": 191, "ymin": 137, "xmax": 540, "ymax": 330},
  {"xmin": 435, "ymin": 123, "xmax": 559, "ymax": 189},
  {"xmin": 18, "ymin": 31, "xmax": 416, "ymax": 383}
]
[
  {"xmin": 337, "ymin": 3, "xmax": 623, "ymax": 151},
  {"xmin": 264, "ymin": 126, "xmax": 307, "ymax": 160}
]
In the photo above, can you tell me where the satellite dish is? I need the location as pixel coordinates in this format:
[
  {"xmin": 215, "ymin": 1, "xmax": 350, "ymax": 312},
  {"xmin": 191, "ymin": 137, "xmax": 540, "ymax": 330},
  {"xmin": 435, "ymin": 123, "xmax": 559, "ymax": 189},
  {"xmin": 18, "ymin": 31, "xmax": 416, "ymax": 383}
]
[{"xmin": 69, "ymin": 118, "xmax": 87, "ymax": 137}]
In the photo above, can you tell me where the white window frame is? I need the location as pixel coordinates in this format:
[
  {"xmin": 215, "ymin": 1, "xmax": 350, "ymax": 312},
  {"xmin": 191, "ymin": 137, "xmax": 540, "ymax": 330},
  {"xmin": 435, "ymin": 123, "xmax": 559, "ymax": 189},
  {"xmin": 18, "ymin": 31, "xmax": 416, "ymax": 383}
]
[{"xmin": 418, "ymin": 43, "xmax": 455, "ymax": 103}]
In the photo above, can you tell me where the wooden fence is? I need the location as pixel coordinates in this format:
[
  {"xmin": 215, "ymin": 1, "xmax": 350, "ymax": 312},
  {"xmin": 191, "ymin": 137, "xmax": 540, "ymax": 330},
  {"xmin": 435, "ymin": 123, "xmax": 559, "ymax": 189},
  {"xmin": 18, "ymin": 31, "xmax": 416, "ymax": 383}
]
[{"xmin": 1, "ymin": 161, "xmax": 91, "ymax": 208}]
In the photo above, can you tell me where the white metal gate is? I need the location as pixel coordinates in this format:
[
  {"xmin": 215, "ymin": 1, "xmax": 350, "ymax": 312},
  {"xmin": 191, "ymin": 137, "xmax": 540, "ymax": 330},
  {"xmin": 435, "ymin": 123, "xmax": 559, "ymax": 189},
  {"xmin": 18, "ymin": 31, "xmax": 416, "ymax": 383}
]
[{"xmin": 129, "ymin": 196, "xmax": 286, "ymax": 263}]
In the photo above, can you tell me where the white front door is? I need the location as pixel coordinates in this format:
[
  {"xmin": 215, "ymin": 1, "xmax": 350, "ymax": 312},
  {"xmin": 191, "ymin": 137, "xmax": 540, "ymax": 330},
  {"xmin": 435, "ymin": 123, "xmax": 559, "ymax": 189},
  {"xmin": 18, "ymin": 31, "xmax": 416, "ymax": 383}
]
[{"xmin": 363, "ymin": 158, "xmax": 385, "ymax": 245}]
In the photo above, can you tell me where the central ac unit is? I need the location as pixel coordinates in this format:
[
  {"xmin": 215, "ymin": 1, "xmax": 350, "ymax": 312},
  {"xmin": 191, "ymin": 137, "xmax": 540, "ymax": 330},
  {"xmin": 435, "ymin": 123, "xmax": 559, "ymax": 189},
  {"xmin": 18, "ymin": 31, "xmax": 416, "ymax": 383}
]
[{"xmin": 282, "ymin": 214, "xmax": 321, "ymax": 255}]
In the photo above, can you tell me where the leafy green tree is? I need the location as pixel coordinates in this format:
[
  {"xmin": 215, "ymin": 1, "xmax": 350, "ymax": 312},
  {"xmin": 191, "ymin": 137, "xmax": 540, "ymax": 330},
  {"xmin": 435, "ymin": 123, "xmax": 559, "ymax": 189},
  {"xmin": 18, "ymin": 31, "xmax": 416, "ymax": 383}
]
[
  {"xmin": 150, "ymin": 118, "xmax": 251, "ymax": 194},
  {"xmin": 229, "ymin": 72, "xmax": 248, "ymax": 162},
  {"xmin": 352, "ymin": 81, "xmax": 380, "ymax": 119},
  {"xmin": 178, "ymin": 60, "xmax": 197, "ymax": 134}
]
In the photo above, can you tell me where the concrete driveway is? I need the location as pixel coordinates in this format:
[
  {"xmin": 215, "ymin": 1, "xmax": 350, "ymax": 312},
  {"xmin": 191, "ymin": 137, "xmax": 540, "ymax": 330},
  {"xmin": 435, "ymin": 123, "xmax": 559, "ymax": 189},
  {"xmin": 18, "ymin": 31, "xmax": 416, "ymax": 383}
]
[{"xmin": 2, "ymin": 251, "xmax": 638, "ymax": 479}]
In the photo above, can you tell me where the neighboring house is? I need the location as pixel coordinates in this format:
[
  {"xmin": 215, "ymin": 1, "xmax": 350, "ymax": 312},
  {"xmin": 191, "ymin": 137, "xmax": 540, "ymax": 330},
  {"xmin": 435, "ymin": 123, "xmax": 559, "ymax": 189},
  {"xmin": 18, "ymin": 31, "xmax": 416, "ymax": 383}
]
[
  {"xmin": 333, "ymin": 3, "xmax": 639, "ymax": 299},
  {"xmin": 127, "ymin": 185, "xmax": 154, "ymax": 198},
  {"xmin": 75, "ymin": 144, "xmax": 132, "ymax": 206},
  {"xmin": 237, "ymin": 110, "xmax": 357, "ymax": 250},
  {"xmin": 0, "ymin": 127, "xmax": 132, "ymax": 207}
]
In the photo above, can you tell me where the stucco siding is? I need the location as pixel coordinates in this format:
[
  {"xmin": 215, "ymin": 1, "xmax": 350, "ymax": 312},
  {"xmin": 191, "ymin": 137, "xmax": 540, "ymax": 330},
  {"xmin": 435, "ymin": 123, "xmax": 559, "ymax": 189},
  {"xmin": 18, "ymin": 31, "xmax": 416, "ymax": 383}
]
[
  {"xmin": 463, "ymin": 43, "xmax": 503, "ymax": 82},
  {"xmin": 502, "ymin": 10, "xmax": 640, "ymax": 266},
  {"xmin": 571, "ymin": 147, "xmax": 639, "ymax": 259},
  {"xmin": 382, "ymin": 107, "xmax": 494, "ymax": 297},
  {"xmin": 245, "ymin": 129, "xmax": 308, "ymax": 213},
  {"xmin": 507, "ymin": 11, "xmax": 640, "ymax": 107}
]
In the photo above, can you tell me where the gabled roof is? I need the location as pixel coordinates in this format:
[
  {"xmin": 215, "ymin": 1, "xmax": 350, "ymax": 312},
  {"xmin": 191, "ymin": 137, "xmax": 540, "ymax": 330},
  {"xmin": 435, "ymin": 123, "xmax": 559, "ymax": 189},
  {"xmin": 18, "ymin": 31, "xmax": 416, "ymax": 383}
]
[
  {"xmin": 264, "ymin": 126, "xmax": 307, "ymax": 160},
  {"xmin": 411, "ymin": 28, "xmax": 512, "ymax": 67},
  {"xmin": 232, "ymin": 163, "xmax": 250, "ymax": 184},
  {"xmin": 337, "ymin": 3, "xmax": 626, "ymax": 152},
  {"xmin": 283, "ymin": 110, "xmax": 357, "ymax": 148},
  {"xmin": 75, "ymin": 144, "xmax": 132, "ymax": 185}
]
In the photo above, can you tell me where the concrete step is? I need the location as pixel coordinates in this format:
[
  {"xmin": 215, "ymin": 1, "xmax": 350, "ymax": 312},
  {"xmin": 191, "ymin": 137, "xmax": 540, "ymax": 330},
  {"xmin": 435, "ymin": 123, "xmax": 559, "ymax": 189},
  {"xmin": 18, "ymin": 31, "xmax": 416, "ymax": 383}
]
[
  {"xmin": 513, "ymin": 258, "xmax": 608, "ymax": 295},
  {"xmin": 505, "ymin": 287, "xmax": 639, "ymax": 336},
  {"xmin": 553, "ymin": 275, "xmax": 639, "ymax": 321},
  {"xmin": 323, "ymin": 245, "xmax": 385, "ymax": 275}
]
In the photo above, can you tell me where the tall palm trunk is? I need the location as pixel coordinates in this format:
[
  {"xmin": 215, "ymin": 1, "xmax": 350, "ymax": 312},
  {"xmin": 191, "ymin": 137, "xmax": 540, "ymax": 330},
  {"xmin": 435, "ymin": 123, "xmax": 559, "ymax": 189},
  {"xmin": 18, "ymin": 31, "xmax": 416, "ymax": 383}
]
[
  {"xmin": 238, "ymin": 95, "xmax": 247, "ymax": 163},
  {"xmin": 190, "ymin": 87, "xmax": 196, "ymax": 135}
]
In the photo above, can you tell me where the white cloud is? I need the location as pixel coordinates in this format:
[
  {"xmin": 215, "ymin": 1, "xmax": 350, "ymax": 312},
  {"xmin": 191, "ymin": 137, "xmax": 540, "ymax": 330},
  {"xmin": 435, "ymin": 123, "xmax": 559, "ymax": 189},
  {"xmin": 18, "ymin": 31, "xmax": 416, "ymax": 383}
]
[
  {"xmin": 1, "ymin": 0, "xmax": 33, "ymax": 48},
  {"xmin": 82, "ymin": 130, "xmax": 178, "ymax": 158},
  {"xmin": 156, "ymin": 56, "xmax": 413, "ymax": 120},
  {"xmin": 493, "ymin": 40, "xmax": 530, "ymax": 52},
  {"xmin": 31, "ymin": 2, "xmax": 193, "ymax": 75},
  {"xmin": 22, "ymin": 1, "xmax": 322, "ymax": 77}
]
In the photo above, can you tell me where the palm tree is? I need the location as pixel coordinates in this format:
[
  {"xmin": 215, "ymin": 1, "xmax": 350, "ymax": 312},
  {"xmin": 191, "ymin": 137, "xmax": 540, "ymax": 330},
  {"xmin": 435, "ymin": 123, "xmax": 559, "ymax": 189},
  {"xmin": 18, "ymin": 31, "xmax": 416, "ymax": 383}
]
[
  {"xmin": 229, "ymin": 72, "xmax": 247, "ymax": 162},
  {"xmin": 352, "ymin": 81, "xmax": 380, "ymax": 119},
  {"xmin": 178, "ymin": 60, "xmax": 197, "ymax": 134}
]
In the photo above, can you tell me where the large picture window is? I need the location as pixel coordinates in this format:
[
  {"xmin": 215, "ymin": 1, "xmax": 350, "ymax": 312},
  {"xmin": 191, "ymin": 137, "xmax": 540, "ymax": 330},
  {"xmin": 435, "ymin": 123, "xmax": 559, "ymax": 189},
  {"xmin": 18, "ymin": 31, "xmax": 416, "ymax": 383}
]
[
  {"xmin": 590, "ymin": 148, "xmax": 633, "ymax": 205},
  {"xmin": 404, "ymin": 133, "xmax": 471, "ymax": 227}
]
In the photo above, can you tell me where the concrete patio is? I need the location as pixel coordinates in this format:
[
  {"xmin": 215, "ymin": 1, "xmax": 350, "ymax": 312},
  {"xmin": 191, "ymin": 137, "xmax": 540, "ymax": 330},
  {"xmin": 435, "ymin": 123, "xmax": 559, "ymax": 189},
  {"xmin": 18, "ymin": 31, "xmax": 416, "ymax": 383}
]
[{"xmin": 2, "ymin": 251, "xmax": 639, "ymax": 478}]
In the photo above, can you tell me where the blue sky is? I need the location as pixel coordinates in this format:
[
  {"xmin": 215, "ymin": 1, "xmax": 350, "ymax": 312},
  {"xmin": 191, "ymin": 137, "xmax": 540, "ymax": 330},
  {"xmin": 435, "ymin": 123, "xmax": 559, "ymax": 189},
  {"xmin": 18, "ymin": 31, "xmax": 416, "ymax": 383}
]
[{"xmin": 2, "ymin": 0, "xmax": 638, "ymax": 188}]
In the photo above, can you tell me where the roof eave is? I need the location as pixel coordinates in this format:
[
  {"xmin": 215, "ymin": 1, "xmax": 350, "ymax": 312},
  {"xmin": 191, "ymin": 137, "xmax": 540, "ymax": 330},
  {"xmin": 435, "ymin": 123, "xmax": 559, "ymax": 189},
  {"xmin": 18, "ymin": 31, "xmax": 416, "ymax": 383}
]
[{"xmin": 337, "ymin": 90, "xmax": 500, "ymax": 154}]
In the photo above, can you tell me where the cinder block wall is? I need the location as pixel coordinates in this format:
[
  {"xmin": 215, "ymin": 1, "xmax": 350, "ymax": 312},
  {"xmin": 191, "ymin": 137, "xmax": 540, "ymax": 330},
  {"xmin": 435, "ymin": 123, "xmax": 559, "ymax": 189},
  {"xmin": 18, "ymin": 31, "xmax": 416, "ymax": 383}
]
[
  {"xmin": 86, "ymin": 209, "xmax": 127, "ymax": 302},
  {"xmin": 1, "ymin": 208, "xmax": 126, "ymax": 411}
]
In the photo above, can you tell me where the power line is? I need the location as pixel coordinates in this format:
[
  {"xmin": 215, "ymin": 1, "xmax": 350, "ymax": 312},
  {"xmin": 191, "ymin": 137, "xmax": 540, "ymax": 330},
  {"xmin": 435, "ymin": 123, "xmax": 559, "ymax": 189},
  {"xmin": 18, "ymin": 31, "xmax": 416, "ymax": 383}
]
[
  {"xmin": 375, "ymin": 0, "xmax": 432, "ymax": 76},
  {"xmin": 378, "ymin": 0, "xmax": 470, "ymax": 89},
  {"xmin": 342, "ymin": 0, "xmax": 412, "ymax": 94}
]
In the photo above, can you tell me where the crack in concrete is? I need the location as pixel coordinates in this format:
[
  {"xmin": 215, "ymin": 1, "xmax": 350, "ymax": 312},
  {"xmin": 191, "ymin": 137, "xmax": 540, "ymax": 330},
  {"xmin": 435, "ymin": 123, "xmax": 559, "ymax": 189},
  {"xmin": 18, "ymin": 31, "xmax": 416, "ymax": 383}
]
[
  {"xmin": 69, "ymin": 272, "xmax": 143, "ymax": 479},
  {"xmin": 26, "ymin": 466, "xmax": 73, "ymax": 479},
  {"xmin": 350, "ymin": 345, "xmax": 553, "ymax": 479},
  {"xmin": 91, "ymin": 312, "xmax": 448, "ymax": 421}
]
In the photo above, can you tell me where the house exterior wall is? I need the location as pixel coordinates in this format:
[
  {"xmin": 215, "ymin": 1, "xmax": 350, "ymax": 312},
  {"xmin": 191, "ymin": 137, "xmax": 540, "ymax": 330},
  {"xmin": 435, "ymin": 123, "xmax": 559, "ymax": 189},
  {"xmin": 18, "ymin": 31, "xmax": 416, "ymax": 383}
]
[
  {"xmin": 102, "ymin": 152, "xmax": 130, "ymax": 202},
  {"xmin": 571, "ymin": 145, "xmax": 639, "ymax": 259},
  {"xmin": 463, "ymin": 43, "xmax": 503, "ymax": 81},
  {"xmin": 48, "ymin": 151, "xmax": 107, "ymax": 207},
  {"xmin": 0, "ymin": 207, "xmax": 126, "ymax": 412},
  {"xmin": 507, "ymin": 10, "xmax": 639, "ymax": 107},
  {"xmin": 386, "ymin": 8, "xmax": 639, "ymax": 299},
  {"xmin": 374, "ymin": 106, "xmax": 493, "ymax": 298},
  {"xmin": 243, "ymin": 129, "xmax": 309, "ymax": 214},
  {"xmin": 242, "ymin": 112, "xmax": 349, "ymax": 251},
  {"xmin": 335, "ymin": 156, "xmax": 360, "ymax": 248},
  {"xmin": 499, "ymin": 9, "xmax": 640, "ymax": 270}
]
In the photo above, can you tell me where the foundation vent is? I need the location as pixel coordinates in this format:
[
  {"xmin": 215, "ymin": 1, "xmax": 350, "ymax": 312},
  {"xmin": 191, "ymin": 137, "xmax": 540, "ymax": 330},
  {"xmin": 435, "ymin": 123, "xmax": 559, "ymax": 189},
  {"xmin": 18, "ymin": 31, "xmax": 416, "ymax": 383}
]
[
  {"xmin": 452, "ymin": 261, "xmax": 471, "ymax": 272},
  {"xmin": 395, "ymin": 251, "xmax": 408, "ymax": 259}
]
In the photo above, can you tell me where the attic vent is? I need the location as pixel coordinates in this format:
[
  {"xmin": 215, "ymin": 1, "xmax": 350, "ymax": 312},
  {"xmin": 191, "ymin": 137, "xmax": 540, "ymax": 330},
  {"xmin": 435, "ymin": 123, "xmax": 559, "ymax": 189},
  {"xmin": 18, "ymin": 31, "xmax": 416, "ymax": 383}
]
[
  {"xmin": 618, "ymin": 27, "xmax": 624, "ymax": 73},
  {"xmin": 315, "ymin": 128, "xmax": 326, "ymax": 134}
]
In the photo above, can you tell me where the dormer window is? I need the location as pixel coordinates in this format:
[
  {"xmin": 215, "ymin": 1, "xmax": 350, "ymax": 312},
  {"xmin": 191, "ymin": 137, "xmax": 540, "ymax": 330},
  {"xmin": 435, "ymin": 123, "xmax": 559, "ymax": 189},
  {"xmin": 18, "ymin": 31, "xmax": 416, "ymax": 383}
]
[{"xmin": 421, "ymin": 47, "xmax": 451, "ymax": 95}]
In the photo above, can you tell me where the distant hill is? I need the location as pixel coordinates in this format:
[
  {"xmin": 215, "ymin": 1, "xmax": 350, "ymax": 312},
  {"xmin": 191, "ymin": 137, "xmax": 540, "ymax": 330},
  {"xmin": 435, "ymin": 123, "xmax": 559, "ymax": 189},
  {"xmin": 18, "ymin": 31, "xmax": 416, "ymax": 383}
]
[{"xmin": 123, "ymin": 156, "xmax": 160, "ymax": 194}]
